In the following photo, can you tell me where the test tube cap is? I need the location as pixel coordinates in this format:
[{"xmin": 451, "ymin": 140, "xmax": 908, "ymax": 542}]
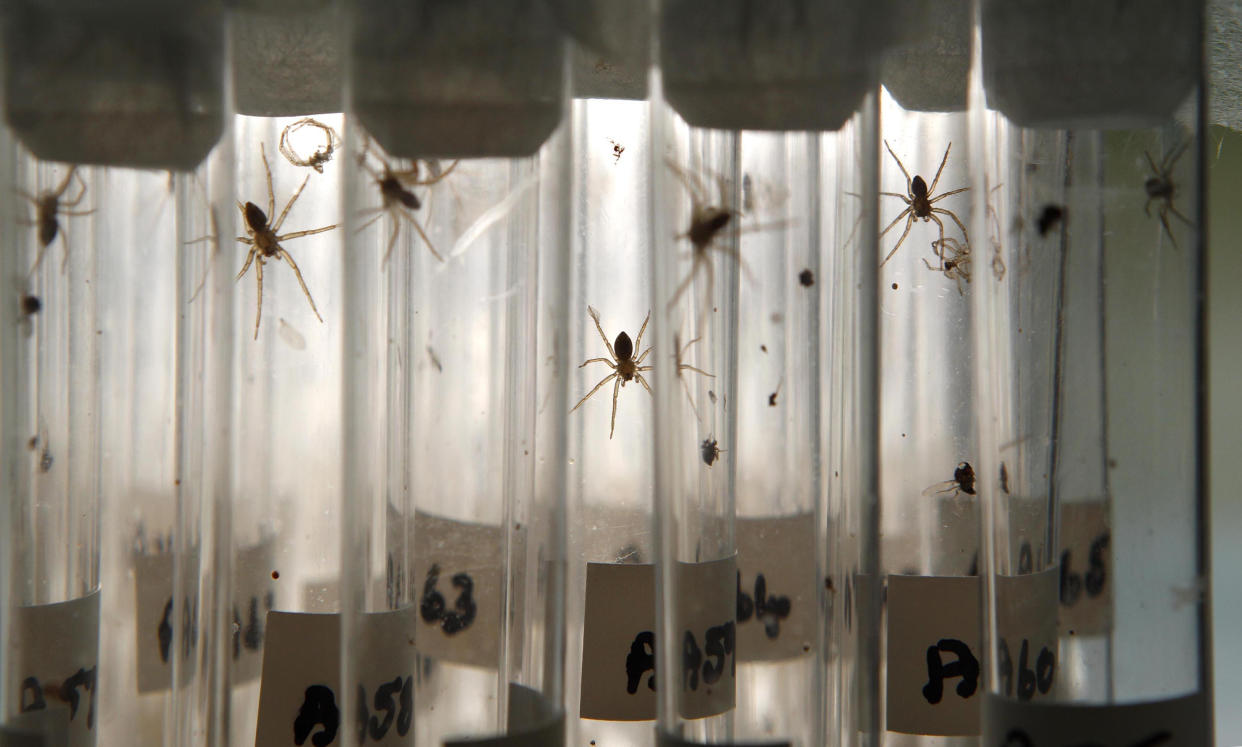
[
  {"xmin": 880, "ymin": 0, "xmax": 970, "ymax": 112},
  {"xmin": 230, "ymin": 4, "xmax": 344, "ymax": 116}
]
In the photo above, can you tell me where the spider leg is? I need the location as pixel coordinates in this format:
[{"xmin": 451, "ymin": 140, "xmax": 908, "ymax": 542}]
[
  {"xmin": 399, "ymin": 209, "xmax": 445, "ymax": 262},
  {"xmin": 58, "ymin": 225, "xmax": 71, "ymax": 273},
  {"xmin": 586, "ymin": 306, "xmax": 618, "ymax": 361},
  {"xmin": 355, "ymin": 210, "xmax": 386, "ymax": 235},
  {"xmin": 609, "ymin": 376, "xmax": 622, "ymax": 439},
  {"xmin": 931, "ymin": 206, "xmax": 970, "ymax": 244},
  {"xmin": 1144, "ymin": 197, "xmax": 1154, "ymax": 217},
  {"xmin": 632, "ymin": 309, "xmax": 651, "ymax": 352},
  {"xmin": 27, "ymin": 237, "xmax": 55, "ymax": 279},
  {"xmin": 62, "ymin": 169, "xmax": 89, "ymax": 207},
  {"xmin": 927, "ymin": 142, "xmax": 953, "ymax": 195},
  {"xmin": 406, "ymin": 159, "xmax": 459, "ymax": 187},
  {"xmin": 1158, "ymin": 211, "xmax": 1179, "ymax": 251},
  {"xmin": 235, "ymin": 247, "xmax": 256, "ymax": 280},
  {"xmin": 635, "ymin": 373, "xmax": 653, "ymax": 396},
  {"xmin": 579, "ymin": 357, "xmax": 614, "ymax": 368},
  {"xmin": 253, "ymin": 255, "xmax": 265, "ymax": 340},
  {"xmin": 635, "ymin": 346, "xmax": 653, "ymax": 366},
  {"xmin": 276, "ymin": 224, "xmax": 338, "ymax": 242},
  {"xmin": 680, "ymin": 373, "xmax": 702, "ymax": 423},
  {"xmin": 709, "ymin": 240, "xmax": 757, "ymax": 286},
  {"xmin": 1145, "ymin": 150, "xmax": 1161, "ymax": 176},
  {"xmin": 273, "ymin": 173, "xmax": 312, "ymax": 233},
  {"xmin": 879, "ymin": 215, "xmax": 915, "ymax": 268},
  {"xmin": 570, "ymin": 371, "xmax": 618, "ymax": 413},
  {"xmin": 1161, "ymin": 139, "xmax": 1190, "ymax": 172},
  {"xmin": 1168, "ymin": 202, "xmax": 1192, "ymax": 227},
  {"xmin": 381, "ymin": 214, "xmax": 400, "ymax": 266},
  {"xmin": 257, "ymin": 143, "xmax": 275, "ymax": 219},
  {"xmin": 678, "ymin": 363, "xmax": 714, "ymax": 378},
  {"xmin": 666, "ymin": 251, "xmax": 705, "ymax": 312},
  {"xmin": 927, "ymin": 213, "xmax": 948, "ymax": 270},
  {"xmin": 928, "ymin": 187, "xmax": 970, "ymax": 203},
  {"xmin": 700, "ymin": 248, "xmax": 716, "ymax": 321},
  {"xmin": 61, "ymin": 208, "xmax": 95, "ymax": 217},
  {"xmin": 880, "ymin": 207, "xmax": 912, "ymax": 238},
  {"xmin": 665, "ymin": 157, "xmax": 708, "ymax": 209},
  {"xmin": 881, "ymin": 191, "xmax": 913, "ymax": 205},
  {"xmin": 275, "ymin": 247, "xmax": 324, "ymax": 324},
  {"xmin": 883, "ymin": 140, "xmax": 913, "ymax": 195},
  {"xmin": 15, "ymin": 189, "xmax": 37, "ymax": 205},
  {"xmin": 51, "ymin": 166, "xmax": 77, "ymax": 200}
]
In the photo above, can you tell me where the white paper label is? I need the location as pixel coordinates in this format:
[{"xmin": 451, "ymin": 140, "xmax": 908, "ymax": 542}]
[
  {"xmin": 736, "ymin": 515, "xmax": 817, "ymax": 662},
  {"xmin": 411, "ymin": 512, "xmax": 502, "ymax": 669},
  {"xmin": 7, "ymin": 591, "xmax": 101, "ymax": 747},
  {"xmin": 994, "ymin": 570, "xmax": 1059, "ymax": 704},
  {"xmin": 1056, "ymin": 502, "xmax": 1111, "ymax": 637},
  {"xmin": 132, "ymin": 551, "xmax": 177, "ymax": 694},
  {"xmin": 253, "ymin": 608, "xmax": 418, "ymax": 747},
  {"xmin": 579, "ymin": 557, "xmax": 737, "ymax": 722},
  {"xmin": 984, "ymin": 691, "xmax": 1207, "ymax": 747}
]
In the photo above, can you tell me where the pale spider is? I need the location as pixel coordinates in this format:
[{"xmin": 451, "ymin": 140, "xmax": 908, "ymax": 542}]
[
  {"xmin": 1143, "ymin": 139, "xmax": 1191, "ymax": 250},
  {"xmin": 18, "ymin": 165, "xmax": 94, "ymax": 276},
  {"xmin": 356, "ymin": 137, "xmax": 458, "ymax": 266},
  {"xmin": 235, "ymin": 143, "xmax": 338, "ymax": 339},
  {"xmin": 278, "ymin": 118, "xmax": 340, "ymax": 174},
  {"xmin": 880, "ymin": 141, "xmax": 970, "ymax": 269},
  {"xmin": 674, "ymin": 332, "xmax": 715, "ymax": 422},
  {"xmin": 665, "ymin": 157, "xmax": 755, "ymax": 315},
  {"xmin": 925, "ymin": 236, "xmax": 972, "ymax": 296},
  {"xmin": 571, "ymin": 306, "xmax": 653, "ymax": 439}
]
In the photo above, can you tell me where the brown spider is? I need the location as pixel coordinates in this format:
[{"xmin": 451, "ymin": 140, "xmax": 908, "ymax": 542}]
[
  {"xmin": 356, "ymin": 138, "xmax": 457, "ymax": 266},
  {"xmin": 278, "ymin": 118, "xmax": 340, "ymax": 174},
  {"xmin": 925, "ymin": 237, "xmax": 972, "ymax": 296},
  {"xmin": 1144, "ymin": 139, "xmax": 1191, "ymax": 250},
  {"xmin": 235, "ymin": 143, "xmax": 338, "ymax": 340},
  {"xmin": 18, "ymin": 165, "xmax": 94, "ymax": 276},
  {"xmin": 665, "ymin": 157, "xmax": 753, "ymax": 315},
  {"xmin": 880, "ymin": 141, "xmax": 970, "ymax": 269},
  {"xmin": 674, "ymin": 333, "xmax": 715, "ymax": 421},
  {"xmin": 571, "ymin": 306, "xmax": 653, "ymax": 439}
]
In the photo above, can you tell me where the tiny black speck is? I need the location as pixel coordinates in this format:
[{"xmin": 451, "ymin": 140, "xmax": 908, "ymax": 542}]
[
  {"xmin": 1037, "ymin": 204, "xmax": 1064, "ymax": 237},
  {"xmin": 798, "ymin": 268, "xmax": 815, "ymax": 287}
]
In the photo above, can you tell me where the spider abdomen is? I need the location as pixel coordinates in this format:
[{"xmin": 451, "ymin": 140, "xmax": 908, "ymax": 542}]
[{"xmin": 614, "ymin": 331, "xmax": 633, "ymax": 361}]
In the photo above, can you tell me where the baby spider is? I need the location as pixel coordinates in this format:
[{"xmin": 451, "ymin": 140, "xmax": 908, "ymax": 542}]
[
  {"xmin": 235, "ymin": 143, "xmax": 338, "ymax": 340},
  {"xmin": 356, "ymin": 137, "xmax": 458, "ymax": 266},
  {"xmin": 922, "ymin": 461, "xmax": 977, "ymax": 498},
  {"xmin": 674, "ymin": 333, "xmax": 715, "ymax": 421},
  {"xmin": 925, "ymin": 237, "xmax": 972, "ymax": 296},
  {"xmin": 18, "ymin": 165, "xmax": 94, "ymax": 276},
  {"xmin": 571, "ymin": 306, "xmax": 653, "ymax": 440},
  {"xmin": 1143, "ymin": 139, "xmax": 1191, "ymax": 250},
  {"xmin": 278, "ymin": 118, "xmax": 340, "ymax": 174},
  {"xmin": 880, "ymin": 141, "xmax": 970, "ymax": 269},
  {"xmin": 665, "ymin": 158, "xmax": 755, "ymax": 315}
]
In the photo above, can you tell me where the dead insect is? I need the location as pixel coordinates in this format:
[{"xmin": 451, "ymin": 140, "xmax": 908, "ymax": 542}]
[
  {"xmin": 356, "ymin": 137, "xmax": 457, "ymax": 266},
  {"xmin": 922, "ymin": 461, "xmax": 977, "ymax": 497},
  {"xmin": 21, "ymin": 293, "xmax": 40, "ymax": 316},
  {"xmin": 426, "ymin": 345, "xmax": 443, "ymax": 373},
  {"xmin": 571, "ymin": 306, "xmax": 653, "ymax": 439},
  {"xmin": 880, "ymin": 141, "xmax": 970, "ymax": 269},
  {"xmin": 798, "ymin": 268, "xmax": 815, "ymax": 287},
  {"xmin": 665, "ymin": 158, "xmax": 754, "ymax": 315},
  {"xmin": 235, "ymin": 143, "xmax": 338, "ymax": 340},
  {"xmin": 278, "ymin": 118, "xmax": 341, "ymax": 173},
  {"xmin": 700, "ymin": 437, "xmax": 725, "ymax": 466},
  {"xmin": 1036, "ymin": 204, "xmax": 1064, "ymax": 237},
  {"xmin": 1143, "ymin": 140, "xmax": 1192, "ymax": 249},
  {"xmin": 608, "ymin": 138, "xmax": 625, "ymax": 164},
  {"xmin": 674, "ymin": 333, "xmax": 715, "ymax": 421},
  {"xmin": 999, "ymin": 462, "xmax": 1010, "ymax": 495},
  {"xmin": 925, "ymin": 237, "xmax": 972, "ymax": 296},
  {"xmin": 18, "ymin": 165, "xmax": 94, "ymax": 276},
  {"xmin": 768, "ymin": 379, "xmax": 782, "ymax": 407}
]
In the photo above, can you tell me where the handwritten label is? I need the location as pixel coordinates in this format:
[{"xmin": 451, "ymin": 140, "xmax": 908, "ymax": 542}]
[
  {"xmin": 886, "ymin": 575, "xmax": 981, "ymax": 736},
  {"xmin": 1057, "ymin": 502, "xmax": 1111, "ymax": 637},
  {"xmin": 253, "ymin": 608, "xmax": 418, "ymax": 746},
  {"xmin": 984, "ymin": 692, "xmax": 1206, "ymax": 747},
  {"xmin": 736, "ymin": 515, "xmax": 816, "ymax": 662},
  {"xmin": 995, "ymin": 570, "xmax": 1060, "ymax": 704},
  {"xmin": 411, "ymin": 512, "xmax": 502, "ymax": 669},
  {"xmin": 7, "ymin": 591, "xmax": 101, "ymax": 747},
  {"xmin": 132, "ymin": 540, "xmax": 274, "ymax": 693},
  {"xmin": 580, "ymin": 558, "xmax": 737, "ymax": 722}
]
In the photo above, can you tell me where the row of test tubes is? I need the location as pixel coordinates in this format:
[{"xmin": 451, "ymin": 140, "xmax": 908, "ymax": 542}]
[{"xmin": 0, "ymin": 1, "xmax": 1211, "ymax": 746}]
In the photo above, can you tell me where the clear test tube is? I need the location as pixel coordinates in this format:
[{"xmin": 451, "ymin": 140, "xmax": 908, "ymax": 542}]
[
  {"xmin": 974, "ymin": 2, "xmax": 1212, "ymax": 744},
  {"xmin": 873, "ymin": 2, "xmax": 986, "ymax": 743},
  {"xmin": 341, "ymin": 2, "xmax": 569, "ymax": 745},
  {"xmin": 0, "ymin": 3, "xmax": 224, "ymax": 745}
]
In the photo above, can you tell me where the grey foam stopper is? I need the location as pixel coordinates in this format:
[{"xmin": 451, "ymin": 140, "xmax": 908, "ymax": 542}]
[
  {"xmin": 881, "ymin": 0, "xmax": 970, "ymax": 113},
  {"xmin": 660, "ymin": 0, "xmax": 884, "ymax": 132},
  {"xmin": 351, "ymin": 0, "xmax": 564, "ymax": 159},
  {"xmin": 2, "ymin": 2, "xmax": 225, "ymax": 170},
  {"xmin": 231, "ymin": 4, "xmax": 343, "ymax": 117},
  {"xmin": 1209, "ymin": 0, "xmax": 1242, "ymax": 130},
  {"xmin": 568, "ymin": 0, "xmax": 650, "ymax": 100},
  {"xmin": 983, "ymin": 0, "xmax": 1199, "ymax": 129}
]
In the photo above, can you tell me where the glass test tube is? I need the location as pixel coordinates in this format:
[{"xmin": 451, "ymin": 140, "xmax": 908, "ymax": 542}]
[
  {"xmin": 975, "ymin": 2, "xmax": 1212, "ymax": 744},
  {"xmin": 344, "ymin": 1, "xmax": 569, "ymax": 744},
  {"xmin": 875, "ymin": 3, "xmax": 983, "ymax": 743}
]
